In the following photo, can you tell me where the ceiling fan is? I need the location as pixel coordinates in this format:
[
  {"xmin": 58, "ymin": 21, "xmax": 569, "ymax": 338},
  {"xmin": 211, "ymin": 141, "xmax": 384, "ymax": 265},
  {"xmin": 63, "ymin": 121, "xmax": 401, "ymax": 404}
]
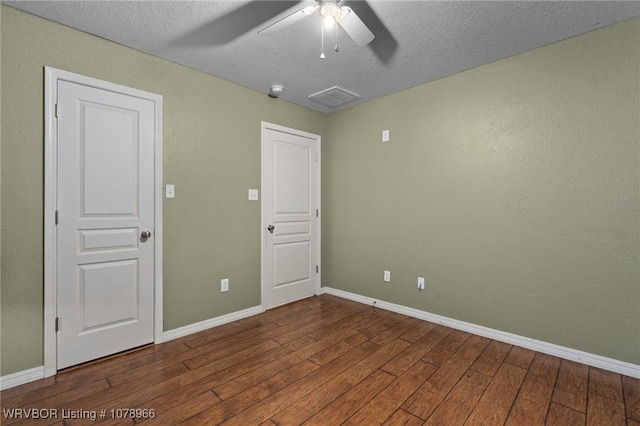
[
  {"xmin": 258, "ymin": 0, "xmax": 375, "ymax": 59},
  {"xmin": 176, "ymin": 1, "xmax": 397, "ymax": 63}
]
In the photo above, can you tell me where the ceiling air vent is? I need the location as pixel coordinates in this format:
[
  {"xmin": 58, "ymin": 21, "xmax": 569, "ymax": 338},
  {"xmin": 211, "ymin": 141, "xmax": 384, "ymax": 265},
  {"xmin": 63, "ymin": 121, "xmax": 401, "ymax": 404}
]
[{"xmin": 308, "ymin": 86, "xmax": 361, "ymax": 109}]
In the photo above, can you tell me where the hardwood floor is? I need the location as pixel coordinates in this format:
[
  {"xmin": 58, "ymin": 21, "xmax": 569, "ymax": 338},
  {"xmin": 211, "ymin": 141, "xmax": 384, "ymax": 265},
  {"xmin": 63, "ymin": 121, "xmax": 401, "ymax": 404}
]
[{"xmin": 1, "ymin": 294, "xmax": 638, "ymax": 425}]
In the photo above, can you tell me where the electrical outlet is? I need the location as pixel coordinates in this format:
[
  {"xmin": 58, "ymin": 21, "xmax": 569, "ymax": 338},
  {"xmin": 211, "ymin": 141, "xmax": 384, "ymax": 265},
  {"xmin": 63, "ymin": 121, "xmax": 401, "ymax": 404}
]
[
  {"xmin": 221, "ymin": 278, "xmax": 229, "ymax": 292},
  {"xmin": 418, "ymin": 277, "xmax": 425, "ymax": 290},
  {"xmin": 383, "ymin": 270, "xmax": 391, "ymax": 282}
]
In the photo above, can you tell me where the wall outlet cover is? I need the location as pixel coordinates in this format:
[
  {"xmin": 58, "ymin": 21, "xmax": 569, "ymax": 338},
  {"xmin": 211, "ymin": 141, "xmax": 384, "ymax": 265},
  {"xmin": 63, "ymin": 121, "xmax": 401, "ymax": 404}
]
[{"xmin": 384, "ymin": 270, "xmax": 391, "ymax": 282}]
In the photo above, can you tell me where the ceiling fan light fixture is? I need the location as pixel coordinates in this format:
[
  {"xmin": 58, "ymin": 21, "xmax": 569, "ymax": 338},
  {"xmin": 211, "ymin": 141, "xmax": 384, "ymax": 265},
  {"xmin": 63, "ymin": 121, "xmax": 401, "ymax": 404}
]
[{"xmin": 323, "ymin": 16, "xmax": 335, "ymax": 28}]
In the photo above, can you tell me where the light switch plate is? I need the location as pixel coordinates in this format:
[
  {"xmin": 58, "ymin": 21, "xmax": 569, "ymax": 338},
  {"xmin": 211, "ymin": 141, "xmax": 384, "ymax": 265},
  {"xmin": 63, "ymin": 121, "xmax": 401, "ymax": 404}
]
[
  {"xmin": 383, "ymin": 270, "xmax": 391, "ymax": 282},
  {"xmin": 248, "ymin": 189, "xmax": 259, "ymax": 201},
  {"xmin": 166, "ymin": 184, "xmax": 175, "ymax": 199},
  {"xmin": 382, "ymin": 129, "xmax": 390, "ymax": 142}
]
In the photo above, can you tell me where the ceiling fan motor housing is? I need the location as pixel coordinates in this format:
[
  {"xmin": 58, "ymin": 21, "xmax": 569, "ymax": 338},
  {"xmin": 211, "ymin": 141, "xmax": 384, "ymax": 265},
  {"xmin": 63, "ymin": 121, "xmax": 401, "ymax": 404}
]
[{"xmin": 320, "ymin": 2, "xmax": 341, "ymax": 19}]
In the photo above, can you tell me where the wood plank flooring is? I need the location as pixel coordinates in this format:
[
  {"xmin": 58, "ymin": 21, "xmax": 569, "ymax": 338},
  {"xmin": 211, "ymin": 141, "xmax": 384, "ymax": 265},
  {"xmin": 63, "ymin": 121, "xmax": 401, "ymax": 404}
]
[{"xmin": 1, "ymin": 294, "xmax": 638, "ymax": 425}]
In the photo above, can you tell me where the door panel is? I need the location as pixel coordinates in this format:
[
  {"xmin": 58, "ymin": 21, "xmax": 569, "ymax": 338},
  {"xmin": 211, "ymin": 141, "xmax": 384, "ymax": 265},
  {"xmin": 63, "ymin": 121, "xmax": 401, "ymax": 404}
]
[
  {"xmin": 79, "ymin": 228, "xmax": 139, "ymax": 252},
  {"xmin": 79, "ymin": 260, "xmax": 139, "ymax": 330},
  {"xmin": 263, "ymin": 126, "xmax": 319, "ymax": 308},
  {"xmin": 274, "ymin": 241, "xmax": 311, "ymax": 287},
  {"xmin": 57, "ymin": 80, "xmax": 155, "ymax": 369},
  {"xmin": 81, "ymin": 103, "xmax": 138, "ymax": 215},
  {"xmin": 274, "ymin": 142, "xmax": 311, "ymax": 214}
]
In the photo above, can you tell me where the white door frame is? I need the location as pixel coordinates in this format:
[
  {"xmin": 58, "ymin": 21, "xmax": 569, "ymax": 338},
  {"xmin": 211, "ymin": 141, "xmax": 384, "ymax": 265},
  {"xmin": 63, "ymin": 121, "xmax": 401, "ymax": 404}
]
[
  {"xmin": 44, "ymin": 67, "xmax": 163, "ymax": 377},
  {"xmin": 260, "ymin": 122, "xmax": 321, "ymax": 310}
]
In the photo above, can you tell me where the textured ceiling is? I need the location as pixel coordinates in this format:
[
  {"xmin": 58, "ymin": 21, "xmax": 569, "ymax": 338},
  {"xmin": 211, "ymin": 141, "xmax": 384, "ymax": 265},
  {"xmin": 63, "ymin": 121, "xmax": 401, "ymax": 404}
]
[{"xmin": 4, "ymin": 1, "xmax": 640, "ymax": 112}]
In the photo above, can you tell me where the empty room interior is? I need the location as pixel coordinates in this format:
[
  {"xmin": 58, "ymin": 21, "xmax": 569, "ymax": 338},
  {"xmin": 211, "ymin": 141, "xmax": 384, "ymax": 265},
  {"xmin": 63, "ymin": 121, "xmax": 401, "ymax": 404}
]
[{"xmin": 1, "ymin": 1, "xmax": 639, "ymax": 424}]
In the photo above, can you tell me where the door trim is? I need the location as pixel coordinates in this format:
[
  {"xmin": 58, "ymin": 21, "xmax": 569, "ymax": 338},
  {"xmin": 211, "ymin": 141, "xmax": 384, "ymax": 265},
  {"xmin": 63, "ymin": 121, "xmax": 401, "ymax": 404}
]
[
  {"xmin": 44, "ymin": 67, "xmax": 163, "ymax": 377},
  {"xmin": 260, "ymin": 122, "xmax": 321, "ymax": 310}
]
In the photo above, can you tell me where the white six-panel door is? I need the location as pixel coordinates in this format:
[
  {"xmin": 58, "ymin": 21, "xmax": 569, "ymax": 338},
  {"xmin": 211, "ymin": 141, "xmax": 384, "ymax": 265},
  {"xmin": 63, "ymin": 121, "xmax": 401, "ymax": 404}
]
[
  {"xmin": 262, "ymin": 123, "xmax": 320, "ymax": 309},
  {"xmin": 56, "ymin": 80, "xmax": 156, "ymax": 369}
]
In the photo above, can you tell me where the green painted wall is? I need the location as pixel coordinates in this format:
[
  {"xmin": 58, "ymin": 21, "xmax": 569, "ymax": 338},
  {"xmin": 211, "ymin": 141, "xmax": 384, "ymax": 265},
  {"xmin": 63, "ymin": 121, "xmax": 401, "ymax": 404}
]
[
  {"xmin": 323, "ymin": 17, "xmax": 640, "ymax": 364},
  {"xmin": 0, "ymin": 6, "xmax": 325, "ymax": 375},
  {"xmin": 1, "ymin": 5, "xmax": 638, "ymax": 377}
]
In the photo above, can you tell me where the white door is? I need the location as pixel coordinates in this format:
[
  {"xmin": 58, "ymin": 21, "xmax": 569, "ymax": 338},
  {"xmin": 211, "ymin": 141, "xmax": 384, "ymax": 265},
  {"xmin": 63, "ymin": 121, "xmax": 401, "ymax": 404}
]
[
  {"xmin": 262, "ymin": 124, "xmax": 320, "ymax": 309},
  {"xmin": 56, "ymin": 80, "xmax": 156, "ymax": 369}
]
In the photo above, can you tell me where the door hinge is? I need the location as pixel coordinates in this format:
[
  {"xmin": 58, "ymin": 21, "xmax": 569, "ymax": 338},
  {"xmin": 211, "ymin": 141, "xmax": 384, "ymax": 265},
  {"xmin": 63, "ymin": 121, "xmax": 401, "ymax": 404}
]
[
  {"xmin": 55, "ymin": 317, "xmax": 59, "ymax": 332},
  {"xmin": 55, "ymin": 210, "xmax": 59, "ymax": 225},
  {"xmin": 316, "ymin": 209, "xmax": 319, "ymax": 218},
  {"xmin": 316, "ymin": 152, "xmax": 319, "ymax": 161},
  {"xmin": 55, "ymin": 104, "xmax": 60, "ymax": 118},
  {"xmin": 316, "ymin": 265, "xmax": 319, "ymax": 274}
]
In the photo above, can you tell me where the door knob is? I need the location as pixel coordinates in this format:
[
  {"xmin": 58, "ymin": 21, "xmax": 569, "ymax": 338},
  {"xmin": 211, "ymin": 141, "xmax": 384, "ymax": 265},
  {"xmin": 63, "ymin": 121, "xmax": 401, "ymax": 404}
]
[
  {"xmin": 141, "ymin": 230, "xmax": 152, "ymax": 240},
  {"xmin": 267, "ymin": 225, "xmax": 275, "ymax": 234}
]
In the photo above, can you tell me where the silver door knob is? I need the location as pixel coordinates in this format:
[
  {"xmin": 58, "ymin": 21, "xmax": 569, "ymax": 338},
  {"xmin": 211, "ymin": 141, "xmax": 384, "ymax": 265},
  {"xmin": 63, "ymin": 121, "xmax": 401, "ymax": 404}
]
[
  {"xmin": 267, "ymin": 225, "xmax": 275, "ymax": 234},
  {"xmin": 141, "ymin": 230, "xmax": 152, "ymax": 239}
]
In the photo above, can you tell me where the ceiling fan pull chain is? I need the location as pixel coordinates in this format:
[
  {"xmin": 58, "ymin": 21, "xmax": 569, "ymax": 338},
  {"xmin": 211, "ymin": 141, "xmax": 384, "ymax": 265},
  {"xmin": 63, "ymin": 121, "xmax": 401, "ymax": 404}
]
[
  {"xmin": 334, "ymin": 21, "xmax": 339, "ymax": 53},
  {"xmin": 320, "ymin": 16, "xmax": 326, "ymax": 59}
]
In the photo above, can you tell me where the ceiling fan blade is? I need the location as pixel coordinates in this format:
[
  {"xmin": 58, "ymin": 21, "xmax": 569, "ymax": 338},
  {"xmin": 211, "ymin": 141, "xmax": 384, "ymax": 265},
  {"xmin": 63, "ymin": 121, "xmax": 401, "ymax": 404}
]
[
  {"xmin": 342, "ymin": 1, "xmax": 398, "ymax": 64},
  {"xmin": 259, "ymin": 4, "xmax": 318, "ymax": 35},
  {"xmin": 337, "ymin": 6, "xmax": 375, "ymax": 47},
  {"xmin": 174, "ymin": 1, "xmax": 301, "ymax": 46}
]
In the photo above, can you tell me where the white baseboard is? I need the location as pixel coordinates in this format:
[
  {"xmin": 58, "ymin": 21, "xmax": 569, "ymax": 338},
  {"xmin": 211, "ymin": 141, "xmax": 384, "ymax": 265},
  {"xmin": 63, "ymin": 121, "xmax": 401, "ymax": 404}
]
[
  {"xmin": 320, "ymin": 286, "xmax": 640, "ymax": 379},
  {"xmin": 0, "ymin": 366, "xmax": 45, "ymax": 391},
  {"xmin": 163, "ymin": 305, "xmax": 264, "ymax": 342},
  {"xmin": 1, "ymin": 305, "xmax": 264, "ymax": 390},
  {"xmin": 3, "ymin": 292, "xmax": 637, "ymax": 391}
]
